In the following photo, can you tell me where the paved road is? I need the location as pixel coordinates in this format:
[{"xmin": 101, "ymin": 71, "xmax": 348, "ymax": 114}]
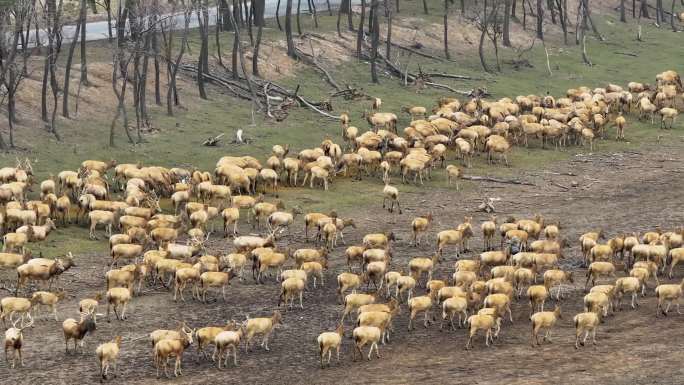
[{"xmin": 34, "ymin": 0, "xmax": 347, "ymax": 45}]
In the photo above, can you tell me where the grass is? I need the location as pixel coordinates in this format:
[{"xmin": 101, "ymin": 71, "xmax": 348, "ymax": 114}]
[{"xmin": 1, "ymin": 1, "xmax": 682, "ymax": 255}]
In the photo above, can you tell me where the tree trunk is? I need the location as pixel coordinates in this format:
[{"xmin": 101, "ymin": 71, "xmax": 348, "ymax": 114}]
[
  {"xmin": 583, "ymin": 0, "xmax": 604, "ymax": 40},
  {"xmin": 536, "ymin": 0, "xmax": 544, "ymax": 39},
  {"xmin": 632, "ymin": 0, "xmax": 636, "ymax": 18},
  {"xmin": 656, "ymin": 0, "xmax": 662, "ymax": 24},
  {"xmin": 228, "ymin": 0, "xmax": 259, "ymax": 109},
  {"xmin": 105, "ymin": 0, "xmax": 113, "ymax": 41},
  {"xmin": 62, "ymin": 14, "xmax": 81, "ymax": 118},
  {"xmin": 348, "ymin": 0, "xmax": 354, "ymax": 29},
  {"xmin": 547, "ymin": 0, "xmax": 556, "ymax": 23},
  {"xmin": 41, "ymin": 54, "xmax": 49, "ymax": 122},
  {"xmin": 140, "ymin": 32, "xmax": 151, "ymax": 127},
  {"xmin": 386, "ymin": 0, "xmax": 392, "ymax": 57},
  {"xmin": 247, "ymin": 1, "xmax": 254, "ymax": 45},
  {"xmin": 555, "ymin": 0, "xmax": 567, "ymax": 44},
  {"xmin": 276, "ymin": 0, "xmax": 282, "ymax": 30},
  {"xmin": 460, "ymin": 0, "xmax": 465, "ymax": 13},
  {"xmin": 423, "ymin": 0, "xmax": 429, "ymax": 13},
  {"xmin": 216, "ymin": 4, "xmax": 224, "ymax": 67},
  {"xmin": 152, "ymin": 0, "xmax": 161, "ymax": 105},
  {"xmin": 620, "ymin": 0, "xmax": 627, "ymax": 21},
  {"xmin": 232, "ymin": 0, "xmax": 239, "ymax": 78},
  {"xmin": 669, "ymin": 0, "xmax": 676, "ymax": 30},
  {"xmin": 512, "ymin": 0, "xmax": 517, "ymax": 17},
  {"xmin": 197, "ymin": 1, "xmax": 209, "ymax": 99},
  {"xmin": 309, "ymin": 0, "xmax": 319, "ymax": 28},
  {"xmin": 503, "ymin": 0, "xmax": 511, "ymax": 46},
  {"xmin": 165, "ymin": 7, "xmax": 190, "ymax": 116},
  {"xmin": 479, "ymin": 0, "xmax": 491, "ymax": 72},
  {"xmin": 444, "ymin": 0, "xmax": 451, "ymax": 58},
  {"xmin": 370, "ymin": 0, "xmax": 380, "ymax": 83},
  {"xmin": 253, "ymin": 0, "xmax": 265, "ymax": 76},
  {"xmin": 296, "ymin": 0, "xmax": 302, "ymax": 36},
  {"xmin": 285, "ymin": 0, "xmax": 296, "ymax": 58},
  {"xmin": 641, "ymin": 0, "xmax": 650, "ymax": 18},
  {"xmin": 337, "ymin": 0, "xmax": 346, "ymax": 36},
  {"xmin": 357, "ymin": 0, "xmax": 366, "ymax": 58},
  {"xmin": 78, "ymin": 0, "xmax": 88, "ymax": 85}
]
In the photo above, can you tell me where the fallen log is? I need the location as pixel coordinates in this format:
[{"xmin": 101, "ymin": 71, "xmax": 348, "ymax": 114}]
[
  {"xmin": 461, "ymin": 175, "xmax": 537, "ymax": 186},
  {"xmin": 294, "ymin": 46, "xmax": 342, "ymax": 91}
]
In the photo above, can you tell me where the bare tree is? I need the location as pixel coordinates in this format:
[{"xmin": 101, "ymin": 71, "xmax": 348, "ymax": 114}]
[
  {"xmin": 0, "ymin": 0, "xmax": 34, "ymax": 149},
  {"xmin": 476, "ymin": 0, "xmax": 503, "ymax": 72},
  {"xmin": 160, "ymin": 3, "xmax": 190, "ymax": 116},
  {"xmin": 41, "ymin": 0, "xmax": 64, "ymax": 141}
]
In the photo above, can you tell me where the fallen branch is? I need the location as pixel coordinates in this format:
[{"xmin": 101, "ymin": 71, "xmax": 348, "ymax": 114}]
[
  {"xmin": 202, "ymin": 133, "xmax": 224, "ymax": 146},
  {"xmin": 177, "ymin": 63, "xmax": 335, "ymax": 120},
  {"xmin": 424, "ymin": 72, "xmax": 481, "ymax": 80},
  {"xmin": 614, "ymin": 51, "xmax": 638, "ymax": 57},
  {"xmin": 550, "ymin": 181, "xmax": 570, "ymax": 190},
  {"xmin": 461, "ymin": 175, "xmax": 537, "ymax": 186},
  {"xmin": 384, "ymin": 40, "xmax": 445, "ymax": 61},
  {"xmin": 294, "ymin": 46, "xmax": 342, "ymax": 91}
]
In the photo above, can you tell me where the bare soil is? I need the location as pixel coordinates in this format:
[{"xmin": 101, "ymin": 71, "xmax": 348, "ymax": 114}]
[{"xmin": 2, "ymin": 146, "xmax": 684, "ymax": 385}]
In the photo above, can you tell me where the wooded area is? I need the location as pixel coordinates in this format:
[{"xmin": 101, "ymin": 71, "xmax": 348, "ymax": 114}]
[{"xmin": 0, "ymin": 0, "xmax": 680, "ymax": 149}]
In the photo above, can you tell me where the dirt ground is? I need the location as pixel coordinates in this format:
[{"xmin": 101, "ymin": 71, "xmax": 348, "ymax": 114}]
[{"xmin": 2, "ymin": 145, "xmax": 684, "ymax": 385}]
